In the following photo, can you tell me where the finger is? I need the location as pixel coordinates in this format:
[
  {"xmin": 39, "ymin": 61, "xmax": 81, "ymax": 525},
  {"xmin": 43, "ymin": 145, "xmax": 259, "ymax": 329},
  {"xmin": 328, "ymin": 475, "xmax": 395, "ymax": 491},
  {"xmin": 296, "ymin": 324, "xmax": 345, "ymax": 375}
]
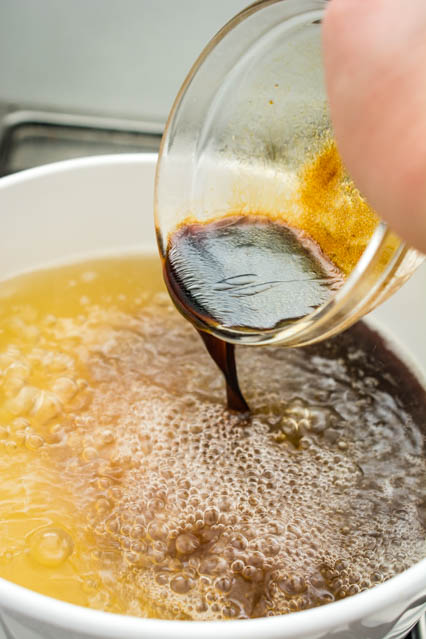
[{"xmin": 323, "ymin": 0, "xmax": 426, "ymax": 253}]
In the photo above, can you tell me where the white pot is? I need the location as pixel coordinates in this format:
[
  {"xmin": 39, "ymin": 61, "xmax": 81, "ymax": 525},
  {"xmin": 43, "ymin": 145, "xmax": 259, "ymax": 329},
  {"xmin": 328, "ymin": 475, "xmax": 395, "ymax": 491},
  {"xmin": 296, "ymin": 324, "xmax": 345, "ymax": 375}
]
[{"xmin": 0, "ymin": 155, "xmax": 424, "ymax": 639}]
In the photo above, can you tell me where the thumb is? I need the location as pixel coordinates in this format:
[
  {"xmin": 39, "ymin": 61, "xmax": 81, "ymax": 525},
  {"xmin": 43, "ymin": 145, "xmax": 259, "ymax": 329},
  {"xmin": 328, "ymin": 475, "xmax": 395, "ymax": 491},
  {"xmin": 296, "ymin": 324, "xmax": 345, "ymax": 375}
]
[{"xmin": 323, "ymin": 0, "xmax": 426, "ymax": 254}]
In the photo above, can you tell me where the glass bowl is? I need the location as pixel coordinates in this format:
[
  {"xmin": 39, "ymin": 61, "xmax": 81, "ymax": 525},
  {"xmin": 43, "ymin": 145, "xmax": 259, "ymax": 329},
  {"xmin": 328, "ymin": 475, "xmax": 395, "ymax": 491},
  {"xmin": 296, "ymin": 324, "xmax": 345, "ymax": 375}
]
[{"xmin": 155, "ymin": 0, "xmax": 424, "ymax": 346}]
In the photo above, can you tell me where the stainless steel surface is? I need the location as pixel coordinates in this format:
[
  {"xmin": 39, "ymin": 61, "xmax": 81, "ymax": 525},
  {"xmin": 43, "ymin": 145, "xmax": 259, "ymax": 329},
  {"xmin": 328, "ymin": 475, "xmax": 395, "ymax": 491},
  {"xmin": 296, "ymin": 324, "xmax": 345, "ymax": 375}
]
[
  {"xmin": 419, "ymin": 615, "xmax": 426, "ymax": 639},
  {"xmin": 0, "ymin": 107, "xmax": 162, "ymax": 176}
]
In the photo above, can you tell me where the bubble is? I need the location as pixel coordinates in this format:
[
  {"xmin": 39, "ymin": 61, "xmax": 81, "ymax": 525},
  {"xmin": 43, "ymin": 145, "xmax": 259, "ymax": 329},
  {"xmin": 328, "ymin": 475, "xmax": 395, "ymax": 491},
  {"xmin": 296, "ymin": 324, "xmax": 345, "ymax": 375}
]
[
  {"xmin": 279, "ymin": 574, "xmax": 307, "ymax": 596},
  {"xmin": 215, "ymin": 576, "xmax": 232, "ymax": 593},
  {"xmin": 259, "ymin": 535, "xmax": 280, "ymax": 557},
  {"xmin": 25, "ymin": 433, "xmax": 44, "ymax": 450},
  {"xmin": 32, "ymin": 390, "xmax": 62, "ymax": 424},
  {"xmin": 52, "ymin": 377, "xmax": 78, "ymax": 403},
  {"xmin": 6, "ymin": 385, "xmax": 38, "ymax": 416},
  {"xmin": 222, "ymin": 601, "xmax": 240, "ymax": 618},
  {"xmin": 82, "ymin": 447, "xmax": 98, "ymax": 461},
  {"xmin": 95, "ymin": 498, "xmax": 111, "ymax": 514},
  {"xmin": 230, "ymin": 533, "xmax": 248, "ymax": 551},
  {"xmin": 170, "ymin": 574, "xmax": 194, "ymax": 594},
  {"xmin": 5, "ymin": 361, "xmax": 30, "ymax": 383},
  {"xmin": 231, "ymin": 560, "xmax": 244, "ymax": 574},
  {"xmin": 242, "ymin": 565, "xmax": 263, "ymax": 581},
  {"xmin": 155, "ymin": 572, "xmax": 169, "ymax": 586},
  {"xmin": 29, "ymin": 528, "xmax": 74, "ymax": 567},
  {"xmin": 3, "ymin": 440, "xmax": 17, "ymax": 453},
  {"xmin": 175, "ymin": 533, "xmax": 200, "ymax": 555},
  {"xmin": 147, "ymin": 521, "xmax": 168, "ymax": 541},
  {"xmin": 81, "ymin": 271, "xmax": 97, "ymax": 283},
  {"xmin": 200, "ymin": 555, "xmax": 228, "ymax": 576},
  {"xmin": 100, "ymin": 429, "xmax": 115, "ymax": 445}
]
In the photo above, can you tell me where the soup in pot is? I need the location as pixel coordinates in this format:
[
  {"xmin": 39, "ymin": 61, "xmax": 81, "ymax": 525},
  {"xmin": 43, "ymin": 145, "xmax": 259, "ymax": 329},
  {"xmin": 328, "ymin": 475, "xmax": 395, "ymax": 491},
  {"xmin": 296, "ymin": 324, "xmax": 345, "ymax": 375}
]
[{"xmin": 0, "ymin": 254, "xmax": 424, "ymax": 619}]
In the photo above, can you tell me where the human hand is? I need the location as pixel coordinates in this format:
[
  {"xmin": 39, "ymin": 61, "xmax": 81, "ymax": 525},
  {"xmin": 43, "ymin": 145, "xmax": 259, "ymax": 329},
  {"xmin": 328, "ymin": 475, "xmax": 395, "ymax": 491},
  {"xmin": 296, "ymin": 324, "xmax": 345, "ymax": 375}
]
[{"xmin": 323, "ymin": 0, "xmax": 426, "ymax": 254}]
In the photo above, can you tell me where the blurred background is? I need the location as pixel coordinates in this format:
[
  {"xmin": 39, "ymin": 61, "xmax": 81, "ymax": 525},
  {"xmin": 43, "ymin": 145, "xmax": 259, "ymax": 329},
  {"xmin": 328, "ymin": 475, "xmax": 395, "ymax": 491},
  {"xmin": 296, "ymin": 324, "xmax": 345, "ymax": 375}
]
[{"xmin": 0, "ymin": 0, "xmax": 247, "ymax": 175}]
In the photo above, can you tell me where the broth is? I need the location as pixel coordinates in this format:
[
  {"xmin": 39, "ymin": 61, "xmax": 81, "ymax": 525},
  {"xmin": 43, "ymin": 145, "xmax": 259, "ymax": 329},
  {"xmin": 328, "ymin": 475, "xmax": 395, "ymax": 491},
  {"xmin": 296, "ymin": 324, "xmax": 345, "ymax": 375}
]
[{"xmin": 0, "ymin": 255, "xmax": 424, "ymax": 619}]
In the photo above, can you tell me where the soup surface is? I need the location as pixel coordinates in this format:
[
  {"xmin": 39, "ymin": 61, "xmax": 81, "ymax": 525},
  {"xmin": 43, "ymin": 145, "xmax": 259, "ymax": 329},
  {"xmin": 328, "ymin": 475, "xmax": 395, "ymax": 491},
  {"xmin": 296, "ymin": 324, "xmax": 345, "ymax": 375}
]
[{"xmin": 0, "ymin": 255, "xmax": 424, "ymax": 620}]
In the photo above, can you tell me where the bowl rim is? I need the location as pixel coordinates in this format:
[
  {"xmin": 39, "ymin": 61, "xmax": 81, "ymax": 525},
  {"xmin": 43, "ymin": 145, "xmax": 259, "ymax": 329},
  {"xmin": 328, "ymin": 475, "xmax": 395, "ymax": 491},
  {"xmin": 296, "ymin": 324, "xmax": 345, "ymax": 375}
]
[
  {"xmin": 0, "ymin": 152, "xmax": 159, "ymax": 192},
  {"xmin": 0, "ymin": 154, "xmax": 424, "ymax": 638}
]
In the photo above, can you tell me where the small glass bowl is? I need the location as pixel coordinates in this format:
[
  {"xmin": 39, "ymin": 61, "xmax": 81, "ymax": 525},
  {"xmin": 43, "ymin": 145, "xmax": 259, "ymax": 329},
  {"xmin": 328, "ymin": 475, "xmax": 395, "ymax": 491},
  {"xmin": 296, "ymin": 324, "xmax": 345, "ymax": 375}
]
[{"xmin": 155, "ymin": 0, "xmax": 424, "ymax": 347}]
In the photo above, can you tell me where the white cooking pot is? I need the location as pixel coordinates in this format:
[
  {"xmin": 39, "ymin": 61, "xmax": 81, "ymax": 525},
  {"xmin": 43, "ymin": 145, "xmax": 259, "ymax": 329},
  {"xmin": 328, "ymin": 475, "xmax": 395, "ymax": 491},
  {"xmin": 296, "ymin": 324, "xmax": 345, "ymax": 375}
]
[{"xmin": 0, "ymin": 155, "xmax": 424, "ymax": 639}]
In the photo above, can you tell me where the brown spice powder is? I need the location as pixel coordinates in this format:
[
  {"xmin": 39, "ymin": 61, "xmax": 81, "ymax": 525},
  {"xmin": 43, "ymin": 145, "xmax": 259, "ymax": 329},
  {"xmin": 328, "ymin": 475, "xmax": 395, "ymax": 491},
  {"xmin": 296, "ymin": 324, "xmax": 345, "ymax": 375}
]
[
  {"xmin": 296, "ymin": 140, "xmax": 379, "ymax": 275},
  {"xmin": 224, "ymin": 139, "xmax": 386, "ymax": 276},
  {"xmin": 173, "ymin": 140, "xmax": 397, "ymax": 279}
]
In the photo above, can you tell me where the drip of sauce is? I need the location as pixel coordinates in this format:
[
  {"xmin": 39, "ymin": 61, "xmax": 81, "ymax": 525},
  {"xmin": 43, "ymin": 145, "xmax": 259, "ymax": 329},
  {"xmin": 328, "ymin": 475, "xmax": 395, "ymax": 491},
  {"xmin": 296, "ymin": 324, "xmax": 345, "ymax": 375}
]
[
  {"xmin": 164, "ymin": 215, "xmax": 344, "ymax": 410},
  {"xmin": 198, "ymin": 332, "xmax": 248, "ymax": 412}
]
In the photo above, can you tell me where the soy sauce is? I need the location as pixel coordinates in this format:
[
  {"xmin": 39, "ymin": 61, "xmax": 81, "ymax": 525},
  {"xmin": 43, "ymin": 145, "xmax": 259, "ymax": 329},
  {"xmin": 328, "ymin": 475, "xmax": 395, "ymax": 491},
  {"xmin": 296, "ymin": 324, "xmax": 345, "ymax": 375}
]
[{"xmin": 164, "ymin": 215, "xmax": 344, "ymax": 411}]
